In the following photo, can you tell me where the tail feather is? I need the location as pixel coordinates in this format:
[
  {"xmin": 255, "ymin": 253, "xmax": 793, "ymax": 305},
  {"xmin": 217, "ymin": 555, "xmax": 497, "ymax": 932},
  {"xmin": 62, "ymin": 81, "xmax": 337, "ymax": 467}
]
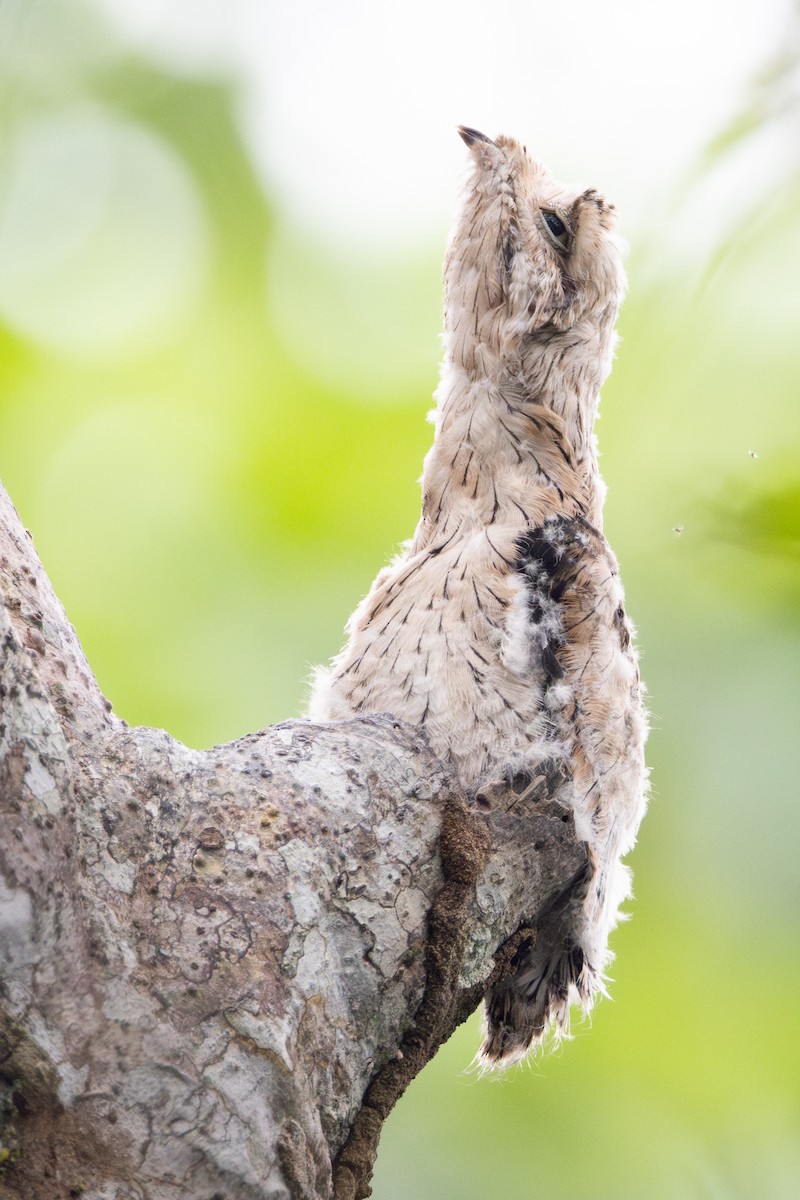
[{"xmin": 480, "ymin": 911, "xmax": 603, "ymax": 1066}]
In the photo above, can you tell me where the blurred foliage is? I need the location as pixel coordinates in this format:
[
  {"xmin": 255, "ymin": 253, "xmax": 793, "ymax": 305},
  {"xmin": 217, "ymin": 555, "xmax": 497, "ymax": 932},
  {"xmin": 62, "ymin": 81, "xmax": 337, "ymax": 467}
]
[
  {"xmin": 700, "ymin": 0, "xmax": 800, "ymax": 172},
  {"xmin": 0, "ymin": 3, "xmax": 798, "ymax": 1198}
]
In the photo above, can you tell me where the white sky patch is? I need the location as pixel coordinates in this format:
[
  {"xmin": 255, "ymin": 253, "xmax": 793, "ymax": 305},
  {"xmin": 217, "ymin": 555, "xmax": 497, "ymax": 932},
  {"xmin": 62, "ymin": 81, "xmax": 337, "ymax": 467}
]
[
  {"xmin": 0, "ymin": 104, "xmax": 208, "ymax": 356},
  {"xmin": 89, "ymin": 0, "xmax": 794, "ymax": 260}
]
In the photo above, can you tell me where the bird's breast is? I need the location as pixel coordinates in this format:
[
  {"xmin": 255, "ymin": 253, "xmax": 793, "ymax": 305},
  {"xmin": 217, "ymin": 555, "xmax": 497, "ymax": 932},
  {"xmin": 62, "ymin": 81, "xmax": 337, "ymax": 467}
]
[{"xmin": 328, "ymin": 526, "xmax": 555, "ymax": 786}]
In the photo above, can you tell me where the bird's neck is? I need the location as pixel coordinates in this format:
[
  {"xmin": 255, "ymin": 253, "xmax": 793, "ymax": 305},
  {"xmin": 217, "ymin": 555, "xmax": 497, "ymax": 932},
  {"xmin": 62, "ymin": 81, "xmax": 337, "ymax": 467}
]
[{"xmin": 414, "ymin": 345, "xmax": 605, "ymax": 547}]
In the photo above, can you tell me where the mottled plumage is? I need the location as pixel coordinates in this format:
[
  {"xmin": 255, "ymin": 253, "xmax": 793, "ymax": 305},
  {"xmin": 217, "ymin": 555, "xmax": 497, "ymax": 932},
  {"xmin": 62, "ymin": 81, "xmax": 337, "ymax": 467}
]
[{"xmin": 309, "ymin": 127, "xmax": 648, "ymax": 1064}]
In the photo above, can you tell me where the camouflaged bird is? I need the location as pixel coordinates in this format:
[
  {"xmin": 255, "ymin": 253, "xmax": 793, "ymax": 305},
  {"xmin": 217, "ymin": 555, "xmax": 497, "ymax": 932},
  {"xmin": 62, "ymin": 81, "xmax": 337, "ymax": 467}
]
[{"xmin": 309, "ymin": 127, "xmax": 648, "ymax": 1065}]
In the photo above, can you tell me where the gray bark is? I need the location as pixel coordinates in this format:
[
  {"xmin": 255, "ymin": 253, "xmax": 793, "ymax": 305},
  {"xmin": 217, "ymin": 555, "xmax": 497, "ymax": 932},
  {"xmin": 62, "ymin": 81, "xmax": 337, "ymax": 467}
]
[{"xmin": 0, "ymin": 481, "xmax": 587, "ymax": 1200}]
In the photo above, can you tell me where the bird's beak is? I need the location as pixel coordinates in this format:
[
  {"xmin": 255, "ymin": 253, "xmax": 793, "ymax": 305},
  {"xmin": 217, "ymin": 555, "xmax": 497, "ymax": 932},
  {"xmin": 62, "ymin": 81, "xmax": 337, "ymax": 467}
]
[{"xmin": 457, "ymin": 126, "xmax": 496, "ymax": 148}]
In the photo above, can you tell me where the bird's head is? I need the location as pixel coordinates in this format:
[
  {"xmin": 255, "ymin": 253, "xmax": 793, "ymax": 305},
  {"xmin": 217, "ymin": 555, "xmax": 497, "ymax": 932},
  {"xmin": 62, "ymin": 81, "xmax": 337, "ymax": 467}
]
[{"xmin": 445, "ymin": 127, "xmax": 626, "ymax": 372}]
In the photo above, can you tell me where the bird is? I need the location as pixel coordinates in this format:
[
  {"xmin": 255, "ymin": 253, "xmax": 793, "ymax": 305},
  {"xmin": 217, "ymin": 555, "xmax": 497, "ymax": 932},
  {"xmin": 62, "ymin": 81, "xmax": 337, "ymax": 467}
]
[{"xmin": 308, "ymin": 126, "xmax": 648, "ymax": 1066}]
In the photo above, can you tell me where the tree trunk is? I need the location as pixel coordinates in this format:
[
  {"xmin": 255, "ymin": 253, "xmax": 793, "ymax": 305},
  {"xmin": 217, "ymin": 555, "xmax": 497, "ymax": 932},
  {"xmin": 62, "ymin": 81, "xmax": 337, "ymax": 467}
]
[{"xmin": 0, "ymin": 481, "xmax": 587, "ymax": 1200}]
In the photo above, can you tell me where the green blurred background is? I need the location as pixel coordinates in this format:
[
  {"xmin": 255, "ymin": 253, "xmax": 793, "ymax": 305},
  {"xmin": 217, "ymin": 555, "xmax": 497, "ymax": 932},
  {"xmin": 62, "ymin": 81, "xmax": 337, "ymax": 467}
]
[{"xmin": 1, "ymin": 2, "xmax": 798, "ymax": 1197}]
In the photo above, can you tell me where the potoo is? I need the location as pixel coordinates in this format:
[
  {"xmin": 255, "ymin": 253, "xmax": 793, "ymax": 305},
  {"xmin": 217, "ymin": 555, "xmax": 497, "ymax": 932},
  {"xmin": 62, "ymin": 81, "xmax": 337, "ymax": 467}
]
[{"xmin": 309, "ymin": 127, "xmax": 648, "ymax": 1065}]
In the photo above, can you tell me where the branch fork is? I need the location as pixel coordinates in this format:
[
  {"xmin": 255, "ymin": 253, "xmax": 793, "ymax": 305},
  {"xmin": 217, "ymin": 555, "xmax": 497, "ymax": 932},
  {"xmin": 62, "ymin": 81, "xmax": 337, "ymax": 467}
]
[{"xmin": 0, "ymin": 484, "xmax": 586, "ymax": 1199}]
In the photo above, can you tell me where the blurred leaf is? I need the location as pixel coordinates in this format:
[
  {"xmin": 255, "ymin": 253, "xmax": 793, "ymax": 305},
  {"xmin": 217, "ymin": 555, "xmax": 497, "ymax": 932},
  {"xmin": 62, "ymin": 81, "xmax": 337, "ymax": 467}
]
[
  {"xmin": 700, "ymin": 12, "xmax": 800, "ymax": 171},
  {"xmin": 689, "ymin": 3, "xmax": 800, "ymax": 287},
  {"xmin": 711, "ymin": 473, "xmax": 800, "ymax": 561}
]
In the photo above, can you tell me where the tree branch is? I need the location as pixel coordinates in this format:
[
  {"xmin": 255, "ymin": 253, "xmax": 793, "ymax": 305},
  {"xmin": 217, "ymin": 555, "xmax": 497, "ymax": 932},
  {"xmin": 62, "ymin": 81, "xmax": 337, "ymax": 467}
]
[{"xmin": 0, "ymin": 482, "xmax": 587, "ymax": 1199}]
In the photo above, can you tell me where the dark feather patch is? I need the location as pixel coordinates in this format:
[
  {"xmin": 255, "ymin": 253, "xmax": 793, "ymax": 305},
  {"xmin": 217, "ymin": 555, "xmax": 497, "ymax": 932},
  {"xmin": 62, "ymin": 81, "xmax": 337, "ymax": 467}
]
[
  {"xmin": 515, "ymin": 515, "xmax": 594, "ymax": 684},
  {"xmin": 540, "ymin": 643, "xmax": 563, "ymax": 681}
]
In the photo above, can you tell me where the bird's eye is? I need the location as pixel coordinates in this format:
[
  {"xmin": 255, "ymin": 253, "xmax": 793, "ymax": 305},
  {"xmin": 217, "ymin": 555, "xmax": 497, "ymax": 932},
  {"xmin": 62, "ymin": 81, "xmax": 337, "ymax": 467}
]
[
  {"xmin": 542, "ymin": 210, "xmax": 571, "ymax": 252},
  {"xmin": 544, "ymin": 212, "xmax": 566, "ymax": 238}
]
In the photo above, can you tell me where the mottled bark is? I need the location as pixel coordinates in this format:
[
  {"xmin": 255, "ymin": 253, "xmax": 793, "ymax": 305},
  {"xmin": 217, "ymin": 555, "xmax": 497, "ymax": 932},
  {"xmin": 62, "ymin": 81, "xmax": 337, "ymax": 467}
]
[{"xmin": 0, "ymin": 482, "xmax": 587, "ymax": 1200}]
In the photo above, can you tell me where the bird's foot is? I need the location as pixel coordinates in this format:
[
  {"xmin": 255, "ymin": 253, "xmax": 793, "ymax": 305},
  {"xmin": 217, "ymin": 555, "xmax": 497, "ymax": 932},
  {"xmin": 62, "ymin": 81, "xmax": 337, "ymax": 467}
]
[
  {"xmin": 501, "ymin": 758, "xmax": 568, "ymax": 816},
  {"xmin": 473, "ymin": 757, "xmax": 571, "ymax": 814}
]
